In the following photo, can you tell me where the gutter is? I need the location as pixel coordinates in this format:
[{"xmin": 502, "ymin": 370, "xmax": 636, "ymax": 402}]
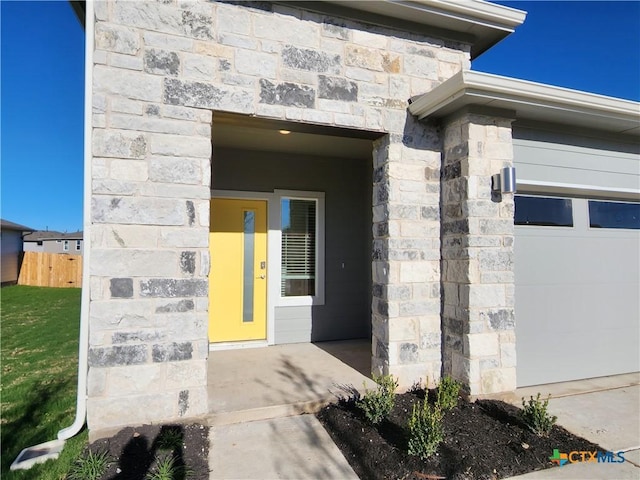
[
  {"xmin": 58, "ymin": 0, "xmax": 93, "ymax": 441},
  {"xmin": 11, "ymin": 1, "xmax": 93, "ymax": 470},
  {"xmin": 321, "ymin": 0, "xmax": 526, "ymax": 58},
  {"xmin": 409, "ymin": 0, "xmax": 526, "ymax": 31}
]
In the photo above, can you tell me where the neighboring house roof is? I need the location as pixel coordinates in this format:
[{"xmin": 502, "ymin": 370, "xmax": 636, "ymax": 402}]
[
  {"xmin": 69, "ymin": 0, "xmax": 85, "ymax": 29},
  {"xmin": 23, "ymin": 231, "xmax": 84, "ymax": 241},
  {"xmin": 0, "ymin": 219, "xmax": 35, "ymax": 232},
  {"xmin": 408, "ymin": 70, "xmax": 640, "ymax": 137},
  {"xmin": 283, "ymin": 1, "xmax": 527, "ymax": 59}
]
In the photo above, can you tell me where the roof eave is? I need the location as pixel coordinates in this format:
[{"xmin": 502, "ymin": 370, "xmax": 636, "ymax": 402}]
[
  {"xmin": 409, "ymin": 70, "xmax": 640, "ymax": 137},
  {"xmin": 323, "ymin": 0, "xmax": 526, "ymax": 58}
]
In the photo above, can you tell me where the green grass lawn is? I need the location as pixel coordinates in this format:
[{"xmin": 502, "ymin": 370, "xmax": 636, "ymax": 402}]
[{"xmin": 1, "ymin": 285, "xmax": 88, "ymax": 479}]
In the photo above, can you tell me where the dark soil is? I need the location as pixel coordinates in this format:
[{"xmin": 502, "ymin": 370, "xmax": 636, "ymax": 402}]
[
  {"xmin": 317, "ymin": 390, "xmax": 601, "ymax": 480},
  {"xmin": 88, "ymin": 423, "xmax": 210, "ymax": 479}
]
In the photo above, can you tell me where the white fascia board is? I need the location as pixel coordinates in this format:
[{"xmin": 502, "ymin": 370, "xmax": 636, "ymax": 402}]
[
  {"xmin": 409, "ymin": 70, "xmax": 640, "ymax": 135},
  {"xmin": 323, "ymin": 0, "xmax": 526, "ymax": 57},
  {"xmin": 412, "ymin": 0, "xmax": 527, "ymax": 31},
  {"xmin": 344, "ymin": 0, "xmax": 526, "ymax": 32}
]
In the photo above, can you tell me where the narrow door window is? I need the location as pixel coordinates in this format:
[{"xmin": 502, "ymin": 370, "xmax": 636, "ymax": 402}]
[{"xmin": 242, "ymin": 210, "xmax": 255, "ymax": 322}]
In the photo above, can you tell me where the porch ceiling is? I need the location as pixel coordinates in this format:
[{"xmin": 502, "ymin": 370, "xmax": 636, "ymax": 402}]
[{"xmin": 212, "ymin": 113, "xmax": 378, "ymax": 159}]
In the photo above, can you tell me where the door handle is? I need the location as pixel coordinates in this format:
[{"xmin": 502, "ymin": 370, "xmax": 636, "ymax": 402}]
[{"xmin": 257, "ymin": 275, "xmax": 266, "ymax": 279}]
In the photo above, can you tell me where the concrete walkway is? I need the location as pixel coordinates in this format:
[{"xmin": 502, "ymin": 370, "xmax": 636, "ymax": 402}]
[
  {"xmin": 506, "ymin": 373, "xmax": 640, "ymax": 479},
  {"xmin": 209, "ymin": 414, "xmax": 359, "ymax": 479},
  {"xmin": 206, "ymin": 344, "xmax": 640, "ymax": 479}
]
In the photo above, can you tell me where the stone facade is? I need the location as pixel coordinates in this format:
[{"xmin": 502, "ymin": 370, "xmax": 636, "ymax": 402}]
[
  {"xmin": 88, "ymin": 0, "xmax": 519, "ymax": 432},
  {"xmin": 371, "ymin": 121, "xmax": 444, "ymax": 388},
  {"xmin": 440, "ymin": 108, "xmax": 517, "ymax": 395}
]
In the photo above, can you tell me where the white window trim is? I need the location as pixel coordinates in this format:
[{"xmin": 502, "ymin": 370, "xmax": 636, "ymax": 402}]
[
  {"xmin": 274, "ymin": 190, "xmax": 325, "ymax": 307},
  {"xmin": 63, "ymin": 240, "xmax": 69, "ymax": 251}
]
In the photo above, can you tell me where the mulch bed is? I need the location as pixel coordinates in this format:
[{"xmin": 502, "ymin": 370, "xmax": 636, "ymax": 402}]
[
  {"xmin": 316, "ymin": 389, "xmax": 601, "ymax": 480},
  {"xmin": 88, "ymin": 423, "xmax": 209, "ymax": 479}
]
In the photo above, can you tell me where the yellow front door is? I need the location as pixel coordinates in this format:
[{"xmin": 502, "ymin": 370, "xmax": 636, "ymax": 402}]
[{"xmin": 209, "ymin": 198, "xmax": 267, "ymax": 342}]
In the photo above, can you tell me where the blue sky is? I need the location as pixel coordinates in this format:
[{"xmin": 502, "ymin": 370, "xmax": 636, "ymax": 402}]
[
  {"xmin": 2, "ymin": 1, "xmax": 84, "ymax": 232},
  {"xmin": 474, "ymin": 1, "xmax": 640, "ymax": 99},
  {"xmin": 1, "ymin": 1, "xmax": 638, "ymax": 233}
]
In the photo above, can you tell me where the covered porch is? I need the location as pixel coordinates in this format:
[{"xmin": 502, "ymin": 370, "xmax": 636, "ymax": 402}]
[{"xmin": 206, "ymin": 339, "xmax": 376, "ymax": 425}]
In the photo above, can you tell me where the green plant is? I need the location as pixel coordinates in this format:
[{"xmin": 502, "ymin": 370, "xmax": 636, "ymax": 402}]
[
  {"xmin": 67, "ymin": 449, "xmax": 111, "ymax": 480},
  {"xmin": 156, "ymin": 427, "xmax": 184, "ymax": 451},
  {"xmin": 436, "ymin": 375, "xmax": 461, "ymax": 411},
  {"xmin": 407, "ymin": 400, "xmax": 443, "ymax": 459},
  {"xmin": 521, "ymin": 393, "xmax": 557, "ymax": 436},
  {"xmin": 146, "ymin": 454, "xmax": 190, "ymax": 480},
  {"xmin": 356, "ymin": 374, "xmax": 398, "ymax": 425}
]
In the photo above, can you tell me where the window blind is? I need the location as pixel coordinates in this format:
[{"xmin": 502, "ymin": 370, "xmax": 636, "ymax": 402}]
[{"xmin": 281, "ymin": 199, "xmax": 316, "ymax": 296}]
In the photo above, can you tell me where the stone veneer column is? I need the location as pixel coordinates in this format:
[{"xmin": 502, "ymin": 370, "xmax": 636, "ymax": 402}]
[
  {"xmin": 440, "ymin": 108, "xmax": 517, "ymax": 395},
  {"xmin": 371, "ymin": 117, "xmax": 443, "ymax": 389}
]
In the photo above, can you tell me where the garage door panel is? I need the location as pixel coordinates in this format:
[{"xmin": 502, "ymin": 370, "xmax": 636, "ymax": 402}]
[
  {"xmin": 516, "ymin": 233, "xmax": 640, "ymax": 286},
  {"xmin": 515, "ymin": 197, "xmax": 639, "ymax": 387}
]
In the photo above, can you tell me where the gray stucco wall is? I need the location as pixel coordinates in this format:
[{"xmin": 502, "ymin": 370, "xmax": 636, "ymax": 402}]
[{"xmin": 213, "ymin": 147, "xmax": 373, "ymax": 343}]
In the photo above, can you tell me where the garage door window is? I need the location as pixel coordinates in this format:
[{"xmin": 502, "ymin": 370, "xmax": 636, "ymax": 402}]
[
  {"xmin": 515, "ymin": 195, "xmax": 573, "ymax": 227},
  {"xmin": 589, "ymin": 200, "xmax": 640, "ymax": 229}
]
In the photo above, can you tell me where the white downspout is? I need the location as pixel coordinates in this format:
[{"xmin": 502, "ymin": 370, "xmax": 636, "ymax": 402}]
[{"xmin": 58, "ymin": 0, "xmax": 94, "ymax": 441}]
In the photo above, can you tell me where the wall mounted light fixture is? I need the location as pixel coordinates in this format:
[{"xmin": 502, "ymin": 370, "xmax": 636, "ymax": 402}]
[{"xmin": 492, "ymin": 166, "xmax": 517, "ymax": 194}]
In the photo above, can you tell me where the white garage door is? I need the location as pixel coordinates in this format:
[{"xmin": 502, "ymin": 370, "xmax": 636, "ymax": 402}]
[{"xmin": 515, "ymin": 194, "xmax": 640, "ymax": 387}]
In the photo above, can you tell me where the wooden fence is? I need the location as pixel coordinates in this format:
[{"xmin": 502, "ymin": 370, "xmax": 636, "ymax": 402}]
[{"xmin": 18, "ymin": 251, "xmax": 83, "ymax": 288}]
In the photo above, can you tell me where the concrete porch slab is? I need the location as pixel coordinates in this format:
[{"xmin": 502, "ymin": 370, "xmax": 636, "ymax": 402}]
[{"xmin": 206, "ymin": 340, "xmax": 375, "ymax": 426}]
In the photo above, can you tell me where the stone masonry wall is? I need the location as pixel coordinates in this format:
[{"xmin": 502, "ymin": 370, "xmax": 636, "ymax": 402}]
[
  {"xmin": 89, "ymin": 0, "xmax": 470, "ymax": 431},
  {"xmin": 440, "ymin": 109, "xmax": 517, "ymax": 395},
  {"xmin": 371, "ymin": 120, "xmax": 445, "ymax": 389}
]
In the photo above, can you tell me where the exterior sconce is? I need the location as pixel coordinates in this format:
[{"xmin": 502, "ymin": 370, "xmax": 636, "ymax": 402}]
[{"xmin": 492, "ymin": 166, "xmax": 517, "ymax": 194}]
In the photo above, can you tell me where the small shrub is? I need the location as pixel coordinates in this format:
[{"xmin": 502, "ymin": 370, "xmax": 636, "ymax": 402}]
[
  {"xmin": 146, "ymin": 454, "xmax": 191, "ymax": 480},
  {"xmin": 407, "ymin": 400, "xmax": 443, "ymax": 459},
  {"xmin": 156, "ymin": 427, "xmax": 184, "ymax": 451},
  {"xmin": 521, "ymin": 393, "xmax": 557, "ymax": 436},
  {"xmin": 356, "ymin": 374, "xmax": 398, "ymax": 425},
  {"xmin": 67, "ymin": 449, "xmax": 111, "ymax": 480},
  {"xmin": 436, "ymin": 375, "xmax": 461, "ymax": 411}
]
